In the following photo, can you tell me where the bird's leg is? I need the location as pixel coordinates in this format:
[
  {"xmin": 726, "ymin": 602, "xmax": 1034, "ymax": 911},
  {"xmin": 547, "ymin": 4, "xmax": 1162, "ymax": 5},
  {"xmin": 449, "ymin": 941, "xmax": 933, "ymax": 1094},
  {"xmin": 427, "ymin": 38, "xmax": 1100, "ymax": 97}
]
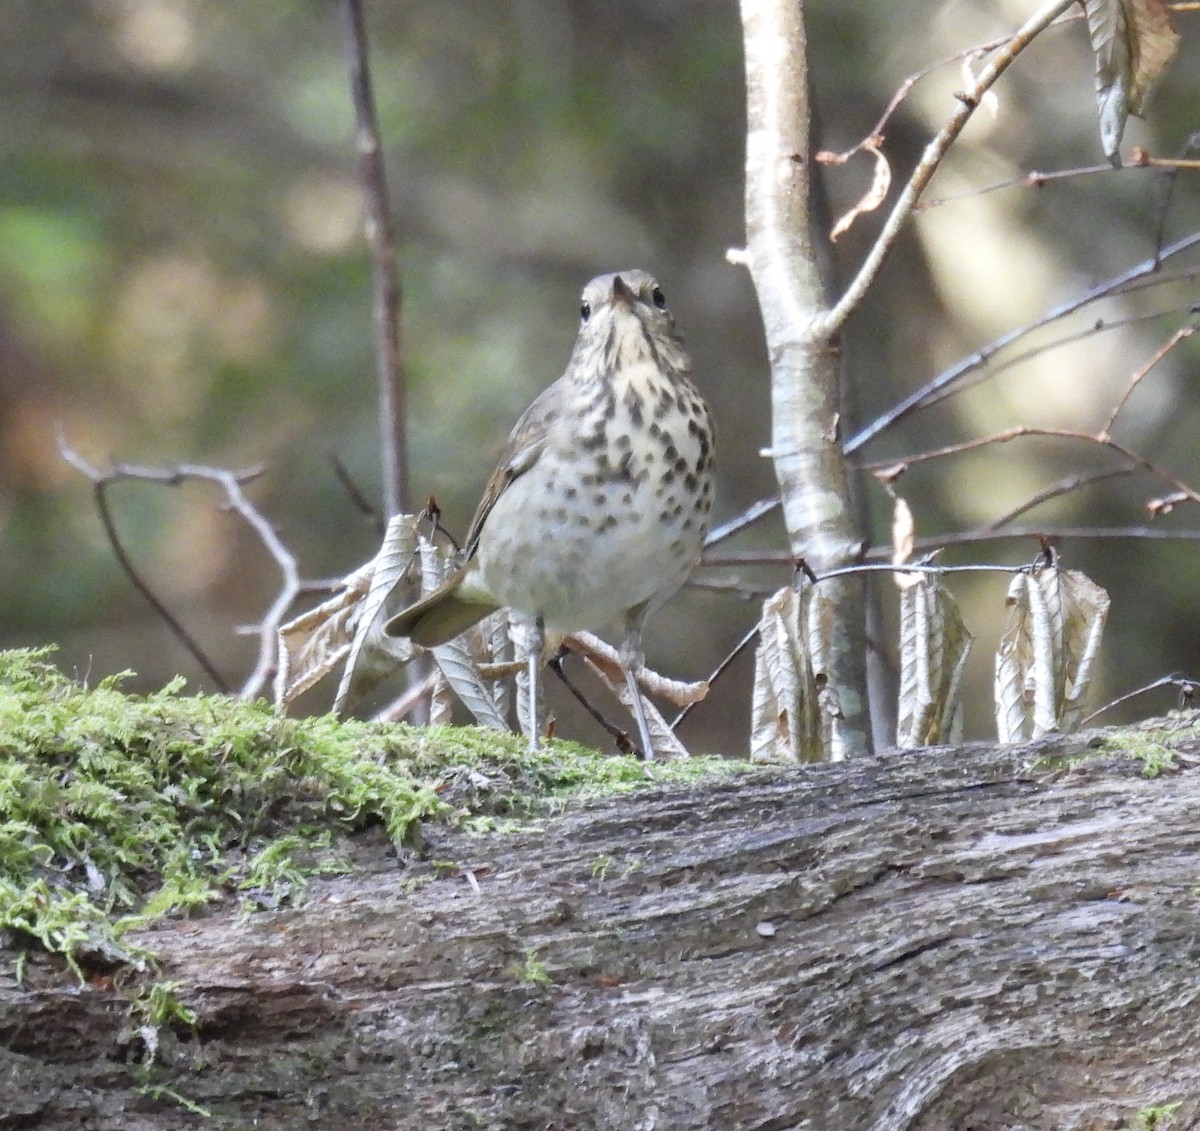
[
  {"xmin": 526, "ymin": 614, "xmax": 546, "ymax": 752},
  {"xmin": 619, "ymin": 621, "xmax": 655, "ymax": 761}
]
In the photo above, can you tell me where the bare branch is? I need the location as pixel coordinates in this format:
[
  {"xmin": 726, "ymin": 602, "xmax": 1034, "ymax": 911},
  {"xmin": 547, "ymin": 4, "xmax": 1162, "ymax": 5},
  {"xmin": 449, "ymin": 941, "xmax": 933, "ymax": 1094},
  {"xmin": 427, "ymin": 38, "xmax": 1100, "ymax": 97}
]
[
  {"xmin": 823, "ymin": 0, "xmax": 1078, "ymax": 341},
  {"xmin": 57, "ymin": 436, "xmax": 232, "ymax": 692},
  {"xmin": 339, "ymin": 0, "xmax": 408, "ymax": 518},
  {"xmin": 1082, "ymin": 673, "xmax": 1199, "ymax": 725},
  {"xmin": 1101, "ymin": 322, "xmax": 1196, "ymax": 435},
  {"xmin": 917, "ymin": 296, "xmax": 1200, "ymax": 413},
  {"xmin": 983, "ymin": 467, "xmax": 1139, "ymax": 531},
  {"xmin": 57, "ymin": 433, "xmax": 305, "ymax": 700},
  {"xmin": 848, "ymin": 229, "xmax": 1200, "ymax": 453},
  {"xmin": 919, "ymin": 162, "xmax": 1117, "ymax": 209},
  {"xmin": 867, "ymin": 422, "xmax": 1200, "ymax": 513},
  {"xmin": 703, "ymin": 524, "xmax": 1200, "ymax": 569},
  {"xmin": 671, "ymin": 621, "xmax": 760, "ymax": 733},
  {"xmin": 328, "ymin": 451, "xmax": 386, "ymax": 535},
  {"xmin": 704, "ymin": 494, "xmax": 782, "ymax": 547},
  {"xmin": 371, "ymin": 667, "xmax": 442, "ymax": 723}
]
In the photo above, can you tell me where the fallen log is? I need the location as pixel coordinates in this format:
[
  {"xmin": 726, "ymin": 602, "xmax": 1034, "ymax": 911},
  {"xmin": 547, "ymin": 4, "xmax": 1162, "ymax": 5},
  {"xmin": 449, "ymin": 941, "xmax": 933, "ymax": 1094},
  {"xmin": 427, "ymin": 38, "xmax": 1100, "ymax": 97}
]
[{"xmin": 4, "ymin": 719, "xmax": 1200, "ymax": 1130}]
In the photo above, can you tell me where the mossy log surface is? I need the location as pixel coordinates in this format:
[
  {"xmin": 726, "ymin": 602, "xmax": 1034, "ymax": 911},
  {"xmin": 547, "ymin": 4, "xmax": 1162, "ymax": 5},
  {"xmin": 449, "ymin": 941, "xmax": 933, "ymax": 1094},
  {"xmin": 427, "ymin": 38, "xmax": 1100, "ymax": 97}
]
[{"xmin": 4, "ymin": 720, "xmax": 1200, "ymax": 1130}]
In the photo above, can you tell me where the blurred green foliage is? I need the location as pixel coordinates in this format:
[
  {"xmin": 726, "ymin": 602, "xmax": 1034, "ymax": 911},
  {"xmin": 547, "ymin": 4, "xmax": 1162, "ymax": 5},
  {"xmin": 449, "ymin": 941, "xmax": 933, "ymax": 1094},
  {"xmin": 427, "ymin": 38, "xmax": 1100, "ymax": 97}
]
[{"xmin": 1, "ymin": 1, "xmax": 1198, "ymax": 751}]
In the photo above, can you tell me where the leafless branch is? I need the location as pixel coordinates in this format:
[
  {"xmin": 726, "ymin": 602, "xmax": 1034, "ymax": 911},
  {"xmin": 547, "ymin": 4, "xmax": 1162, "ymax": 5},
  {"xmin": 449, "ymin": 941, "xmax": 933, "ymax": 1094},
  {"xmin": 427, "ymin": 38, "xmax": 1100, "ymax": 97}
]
[
  {"xmin": 919, "ymin": 152, "xmax": 1200, "ymax": 214},
  {"xmin": 372, "ymin": 667, "xmax": 443, "ymax": 723},
  {"xmin": 1082, "ymin": 674, "xmax": 1199, "ymax": 726},
  {"xmin": 57, "ymin": 435, "xmax": 303, "ymax": 700},
  {"xmin": 982, "ymin": 467, "xmax": 1138, "ymax": 531},
  {"xmin": 703, "ymin": 524, "xmax": 1200, "ymax": 569},
  {"xmin": 866, "ymin": 418, "xmax": 1200, "ymax": 512},
  {"xmin": 919, "ymin": 162, "xmax": 1117, "ymax": 209},
  {"xmin": 822, "ymin": 0, "xmax": 1078, "ymax": 341},
  {"xmin": 59, "ymin": 446, "xmax": 228, "ymax": 690},
  {"xmin": 671, "ymin": 620, "xmax": 760, "ymax": 733},
  {"xmin": 705, "ymin": 495, "xmax": 782, "ymax": 547},
  {"xmin": 549, "ymin": 652, "xmax": 637, "ymax": 756},
  {"xmin": 916, "ymin": 296, "xmax": 1200, "ymax": 413},
  {"xmin": 685, "ymin": 575, "xmax": 777, "ymax": 601},
  {"xmin": 339, "ymin": 0, "xmax": 408, "ymax": 518},
  {"xmin": 329, "ymin": 451, "xmax": 386, "ymax": 534},
  {"xmin": 848, "ymin": 229, "xmax": 1200, "ymax": 453},
  {"xmin": 1101, "ymin": 323, "xmax": 1196, "ymax": 435}
]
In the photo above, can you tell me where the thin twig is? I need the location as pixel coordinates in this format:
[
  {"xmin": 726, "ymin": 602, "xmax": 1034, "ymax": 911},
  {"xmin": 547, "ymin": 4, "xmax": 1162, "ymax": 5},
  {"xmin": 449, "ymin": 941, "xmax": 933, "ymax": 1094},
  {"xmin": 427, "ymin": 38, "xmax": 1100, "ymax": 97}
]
[
  {"xmin": 1149, "ymin": 134, "xmax": 1200, "ymax": 259},
  {"xmin": 908, "ymin": 526, "xmax": 1200, "ymax": 551},
  {"xmin": 915, "ymin": 296, "xmax": 1200, "ymax": 413},
  {"xmin": 920, "ymin": 152, "xmax": 1200, "ymax": 213},
  {"xmin": 328, "ymin": 451, "xmax": 385, "ymax": 534},
  {"xmin": 983, "ymin": 467, "xmax": 1138, "ymax": 531},
  {"xmin": 339, "ymin": 0, "xmax": 408, "ymax": 517},
  {"xmin": 1082, "ymin": 674, "xmax": 1200, "ymax": 726},
  {"xmin": 701, "ymin": 524, "xmax": 1200, "ymax": 568},
  {"xmin": 867, "ymin": 424, "xmax": 1200, "ymax": 512},
  {"xmin": 57, "ymin": 438, "xmax": 231, "ymax": 691},
  {"xmin": 823, "ymin": 0, "xmax": 1077, "ymax": 342},
  {"xmin": 372, "ymin": 667, "xmax": 443, "ymax": 722},
  {"xmin": 685, "ymin": 575, "xmax": 777, "ymax": 600},
  {"xmin": 671, "ymin": 621, "xmax": 761, "ymax": 733},
  {"xmin": 847, "ymin": 228, "xmax": 1200, "ymax": 453},
  {"xmin": 919, "ymin": 163, "xmax": 1116, "ymax": 209},
  {"xmin": 550, "ymin": 652, "xmax": 635, "ymax": 755},
  {"xmin": 1101, "ymin": 324, "xmax": 1197, "ymax": 436},
  {"xmin": 705, "ymin": 494, "xmax": 781, "ymax": 547},
  {"xmin": 57, "ymin": 434, "xmax": 304, "ymax": 700}
]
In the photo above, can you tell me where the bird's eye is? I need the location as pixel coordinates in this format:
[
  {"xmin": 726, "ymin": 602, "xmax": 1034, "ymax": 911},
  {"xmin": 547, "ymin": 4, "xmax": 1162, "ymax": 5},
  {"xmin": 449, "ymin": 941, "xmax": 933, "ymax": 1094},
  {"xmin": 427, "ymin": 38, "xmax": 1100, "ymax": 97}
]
[
  {"xmin": 651, "ymin": 286, "xmax": 667, "ymax": 309},
  {"xmin": 580, "ymin": 300, "xmax": 591, "ymax": 322}
]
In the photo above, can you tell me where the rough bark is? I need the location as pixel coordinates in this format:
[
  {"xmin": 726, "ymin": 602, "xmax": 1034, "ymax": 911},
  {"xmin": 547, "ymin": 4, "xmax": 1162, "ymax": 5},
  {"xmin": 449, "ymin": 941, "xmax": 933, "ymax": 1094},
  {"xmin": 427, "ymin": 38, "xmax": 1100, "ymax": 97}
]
[{"xmin": 4, "ymin": 719, "xmax": 1200, "ymax": 1130}]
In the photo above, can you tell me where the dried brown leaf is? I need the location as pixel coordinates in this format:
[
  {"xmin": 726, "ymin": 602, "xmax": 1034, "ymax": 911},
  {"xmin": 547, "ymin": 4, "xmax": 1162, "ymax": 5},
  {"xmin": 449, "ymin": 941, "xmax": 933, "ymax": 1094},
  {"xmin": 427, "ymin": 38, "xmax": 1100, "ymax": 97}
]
[
  {"xmin": 896, "ymin": 576, "xmax": 973, "ymax": 749},
  {"xmin": 1083, "ymin": 0, "xmax": 1179, "ymax": 166},
  {"xmin": 428, "ymin": 618, "xmax": 510, "ymax": 732},
  {"xmin": 333, "ymin": 515, "xmax": 426, "ymax": 714},
  {"xmin": 891, "ymin": 496, "xmax": 920, "ymax": 590},
  {"xmin": 994, "ymin": 568, "xmax": 1110, "ymax": 743},
  {"xmin": 1126, "ymin": 0, "xmax": 1180, "ymax": 113},
  {"xmin": 750, "ymin": 587, "xmax": 829, "ymax": 763},
  {"xmin": 830, "ymin": 142, "xmax": 892, "ymax": 242},
  {"xmin": 276, "ymin": 515, "xmax": 424, "ymax": 710},
  {"xmin": 274, "ymin": 563, "xmax": 372, "ymax": 708},
  {"xmin": 1057, "ymin": 571, "xmax": 1111, "ymax": 733}
]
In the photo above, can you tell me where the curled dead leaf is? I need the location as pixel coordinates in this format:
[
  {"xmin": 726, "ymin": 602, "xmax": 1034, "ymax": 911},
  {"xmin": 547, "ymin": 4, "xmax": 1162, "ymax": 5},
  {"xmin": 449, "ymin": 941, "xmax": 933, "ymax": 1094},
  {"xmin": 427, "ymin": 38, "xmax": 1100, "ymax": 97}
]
[{"xmin": 830, "ymin": 142, "xmax": 892, "ymax": 242}]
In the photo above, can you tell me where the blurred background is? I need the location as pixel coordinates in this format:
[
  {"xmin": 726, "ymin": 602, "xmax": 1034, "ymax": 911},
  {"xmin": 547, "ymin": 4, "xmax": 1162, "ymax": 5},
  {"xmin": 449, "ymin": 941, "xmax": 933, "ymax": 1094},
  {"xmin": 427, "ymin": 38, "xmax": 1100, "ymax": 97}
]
[{"xmin": 2, "ymin": 0, "xmax": 1198, "ymax": 754}]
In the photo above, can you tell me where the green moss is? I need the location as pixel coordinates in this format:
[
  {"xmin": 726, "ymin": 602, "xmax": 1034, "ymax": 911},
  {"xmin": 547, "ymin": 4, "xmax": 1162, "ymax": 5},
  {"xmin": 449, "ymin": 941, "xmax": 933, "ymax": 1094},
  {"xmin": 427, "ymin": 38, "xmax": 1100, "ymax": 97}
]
[
  {"xmin": 131, "ymin": 979, "xmax": 198, "ymax": 1030},
  {"xmin": 1030, "ymin": 717, "xmax": 1199, "ymax": 777},
  {"xmin": 513, "ymin": 945, "xmax": 552, "ymax": 986},
  {"xmin": 1133, "ymin": 1101, "xmax": 1182, "ymax": 1130},
  {"xmin": 0, "ymin": 647, "xmax": 749, "ymax": 977},
  {"xmin": 1100, "ymin": 732, "xmax": 1182, "ymax": 778}
]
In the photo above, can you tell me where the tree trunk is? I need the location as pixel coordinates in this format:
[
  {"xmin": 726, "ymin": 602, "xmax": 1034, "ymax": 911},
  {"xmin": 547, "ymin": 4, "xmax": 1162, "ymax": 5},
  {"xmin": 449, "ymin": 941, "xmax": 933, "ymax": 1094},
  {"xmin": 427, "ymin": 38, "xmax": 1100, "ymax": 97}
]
[
  {"xmin": 4, "ymin": 720, "xmax": 1200, "ymax": 1130},
  {"xmin": 741, "ymin": 0, "xmax": 871, "ymax": 757}
]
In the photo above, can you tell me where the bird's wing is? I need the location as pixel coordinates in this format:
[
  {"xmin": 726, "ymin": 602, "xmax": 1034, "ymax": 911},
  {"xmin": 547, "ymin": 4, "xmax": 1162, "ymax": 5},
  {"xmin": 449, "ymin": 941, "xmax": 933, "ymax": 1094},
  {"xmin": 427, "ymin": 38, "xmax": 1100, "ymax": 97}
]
[{"xmin": 461, "ymin": 383, "xmax": 559, "ymax": 559}]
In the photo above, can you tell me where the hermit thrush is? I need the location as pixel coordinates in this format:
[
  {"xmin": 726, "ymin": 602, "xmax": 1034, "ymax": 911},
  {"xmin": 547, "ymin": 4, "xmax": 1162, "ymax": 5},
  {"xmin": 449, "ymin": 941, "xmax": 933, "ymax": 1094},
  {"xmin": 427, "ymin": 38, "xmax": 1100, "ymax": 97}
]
[{"xmin": 385, "ymin": 269, "xmax": 715, "ymax": 758}]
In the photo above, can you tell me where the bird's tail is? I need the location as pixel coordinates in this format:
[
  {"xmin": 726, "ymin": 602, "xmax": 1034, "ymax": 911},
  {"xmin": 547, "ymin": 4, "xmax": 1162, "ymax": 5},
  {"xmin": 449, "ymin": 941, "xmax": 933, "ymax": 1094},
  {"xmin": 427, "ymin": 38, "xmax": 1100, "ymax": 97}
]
[{"xmin": 384, "ymin": 571, "xmax": 499, "ymax": 648}]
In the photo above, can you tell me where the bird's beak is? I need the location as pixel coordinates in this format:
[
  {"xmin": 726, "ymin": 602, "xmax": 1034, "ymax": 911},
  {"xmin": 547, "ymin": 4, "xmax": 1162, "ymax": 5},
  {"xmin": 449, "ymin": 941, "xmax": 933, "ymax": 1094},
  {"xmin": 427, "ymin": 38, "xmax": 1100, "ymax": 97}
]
[{"xmin": 610, "ymin": 274, "xmax": 636, "ymax": 308}]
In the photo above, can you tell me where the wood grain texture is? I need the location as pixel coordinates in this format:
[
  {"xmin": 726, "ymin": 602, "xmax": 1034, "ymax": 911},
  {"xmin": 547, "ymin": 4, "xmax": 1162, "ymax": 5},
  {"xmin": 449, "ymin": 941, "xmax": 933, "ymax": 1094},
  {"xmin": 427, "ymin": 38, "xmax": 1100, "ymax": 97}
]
[{"xmin": 4, "ymin": 720, "xmax": 1200, "ymax": 1130}]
